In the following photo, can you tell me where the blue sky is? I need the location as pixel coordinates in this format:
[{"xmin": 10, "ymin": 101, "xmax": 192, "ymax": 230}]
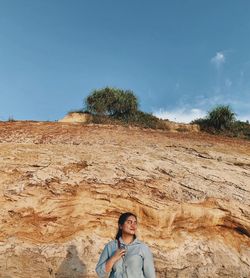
[{"xmin": 0, "ymin": 0, "xmax": 250, "ymax": 123}]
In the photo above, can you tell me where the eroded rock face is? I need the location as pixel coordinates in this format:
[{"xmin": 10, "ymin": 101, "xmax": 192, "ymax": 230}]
[
  {"xmin": 0, "ymin": 121, "xmax": 249, "ymax": 278},
  {"xmin": 59, "ymin": 112, "xmax": 93, "ymax": 123}
]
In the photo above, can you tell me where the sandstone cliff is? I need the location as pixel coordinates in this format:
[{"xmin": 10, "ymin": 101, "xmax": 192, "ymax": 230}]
[{"xmin": 0, "ymin": 121, "xmax": 249, "ymax": 278}]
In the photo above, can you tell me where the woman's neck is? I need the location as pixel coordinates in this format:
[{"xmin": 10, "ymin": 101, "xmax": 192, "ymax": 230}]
[{"xmin": 121, "ymin": 234, "xmax": 134, "ymax": 244}]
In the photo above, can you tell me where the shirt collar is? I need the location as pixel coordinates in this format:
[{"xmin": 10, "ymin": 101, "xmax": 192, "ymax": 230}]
[{"xmin": 119, "ymin": 236, "xmax": 139, "ymax": 245}]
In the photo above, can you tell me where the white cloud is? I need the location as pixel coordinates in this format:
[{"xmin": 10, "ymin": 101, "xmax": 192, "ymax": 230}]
[
  {"xmin": 211, "ymin": 52, "xmax": 225, "ymax": 68},
  {"xmin": 154, "ymin": 108, "xmax": 206, "ymax": 123},
  {"xmin": 238, "ymin": 114, "xmax": 250, "ymax": 122}
]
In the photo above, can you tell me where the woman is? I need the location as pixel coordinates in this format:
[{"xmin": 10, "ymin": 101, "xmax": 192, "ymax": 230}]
[{"xmin": 96, "ymin": 212, "xmax": 156, "ymax": 278}]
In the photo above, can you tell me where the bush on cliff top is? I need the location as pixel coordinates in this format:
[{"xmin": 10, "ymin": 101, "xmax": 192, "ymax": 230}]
[
  {"xmin": 85, "ymin": 87, "xmax": 138, "ymax": 116},
  {"xmin": 192, "ymin": 105, "xmax": 235, "ymax": 132},
  {"xmin": 192, "ymin": 105, "xmax": 250, "ymax": 139},
  {"xmin": 83, "ymin": 87, "xmax": 167, "ymax": 130}
]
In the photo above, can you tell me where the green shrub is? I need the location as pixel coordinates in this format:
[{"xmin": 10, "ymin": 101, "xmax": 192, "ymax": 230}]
[
  {"xmin": 230, "ymin": 120, "xmax": 250, "ymax": 139},
  {"xmin": 207, "ymin": 105, "xmax": 236, "ymax": 130},
  {"xmin": 91, "ymin": 114, "xmax": 121, "ymax": 125},
  {"xmin": 192, "ymin": 105, "xmax": 236, "ymax": 132},
  {"xmin": 90, "ymin": 111, "xmax": 167, "ymax": 130},
  {"xmin": 192, "ymin": 105, "xmax": 250, "ymax": 139},
  {"xmin": 191, "ymin": 118, "xmax": 210, "ymax": 131},
  {"xmin": 85, "ymin": 87, "xmax": 138, "ymax": 116},
  {"xmin": 116, "ymin": 111, "xmax": 167, "ymax": 130},
  {"xmin": 83, "ymin": 87, "xmax": 169, "ymax": 130}
]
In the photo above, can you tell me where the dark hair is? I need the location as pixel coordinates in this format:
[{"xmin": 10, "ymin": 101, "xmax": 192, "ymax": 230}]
[{"xmin": 115, "ymin": 212, "xmax": 137, "ymax": 240}]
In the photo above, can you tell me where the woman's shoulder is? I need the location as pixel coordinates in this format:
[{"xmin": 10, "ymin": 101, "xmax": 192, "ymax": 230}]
[
  {"xmin": 104, "ymin": 239, "xmax": 117, "ymax": 248},
  {"xmin": 134, "ymin": 239, "xmax": 148, "ymax": 247},
  {"xmin": 136, "ymin": 240, "xmax": 152, "ymax": 254}
]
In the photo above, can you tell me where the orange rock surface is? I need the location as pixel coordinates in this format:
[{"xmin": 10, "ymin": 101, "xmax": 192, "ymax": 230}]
[{"xmin": 0, "ymin": 121, "xmax": 249, "ymax": 277}]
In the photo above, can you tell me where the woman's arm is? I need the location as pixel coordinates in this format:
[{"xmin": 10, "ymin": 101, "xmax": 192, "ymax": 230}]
[
  {"xmin": 104, "ymin": 248, "xmax": 125, "ymax": 272},
  {"xmin": 142, "ymin": 245, "xmax": 156, "ymax": 278},
  {"xmin": 96, "ymin": 244, "xmax": 126, "ymax": 277},
  {"xmin": 96, "ymin": 244, "xmax": 110, "ymax": 278}
]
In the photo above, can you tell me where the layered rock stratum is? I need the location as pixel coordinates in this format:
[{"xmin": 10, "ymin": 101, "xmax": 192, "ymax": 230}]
[{"xmin": 0, "ymin": 121, "xmax": 249, "ymax": 278}]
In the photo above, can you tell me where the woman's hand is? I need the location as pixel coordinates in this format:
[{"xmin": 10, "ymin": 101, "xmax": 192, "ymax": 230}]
[
  {"xmin": 105, "ymin": 248, "xmax": 126, "ymax": 273},
  {"xmin": 112, "ymin": 248, "xmax": 126, "ymax": 261}
]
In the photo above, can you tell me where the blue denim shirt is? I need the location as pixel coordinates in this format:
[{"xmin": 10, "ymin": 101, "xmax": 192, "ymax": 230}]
[{"xmin": 96, "ymin": 237, "xmax": 156, "ymax": 278}]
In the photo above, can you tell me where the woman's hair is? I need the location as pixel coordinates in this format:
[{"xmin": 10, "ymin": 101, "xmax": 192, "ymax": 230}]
[{"xmin": 115, "ymin": 212, "xmax": 137, "ymax": 240}]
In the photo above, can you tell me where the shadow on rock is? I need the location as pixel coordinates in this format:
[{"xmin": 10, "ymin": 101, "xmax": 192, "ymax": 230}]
[{"xmin": 55, "ymin": 245, "xmax": 87, "ymax": 278}]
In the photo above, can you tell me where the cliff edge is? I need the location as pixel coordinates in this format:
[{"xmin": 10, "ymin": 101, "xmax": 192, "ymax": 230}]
[{"xmin": 0, "ymin": 121, "xmax": 249, "ymax": 277}]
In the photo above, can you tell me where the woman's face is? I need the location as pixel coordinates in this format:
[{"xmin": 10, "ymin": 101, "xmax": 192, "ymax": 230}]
[{"xmin": 121, "ymin": 215, "xmax": 137, "ymax": 236}]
